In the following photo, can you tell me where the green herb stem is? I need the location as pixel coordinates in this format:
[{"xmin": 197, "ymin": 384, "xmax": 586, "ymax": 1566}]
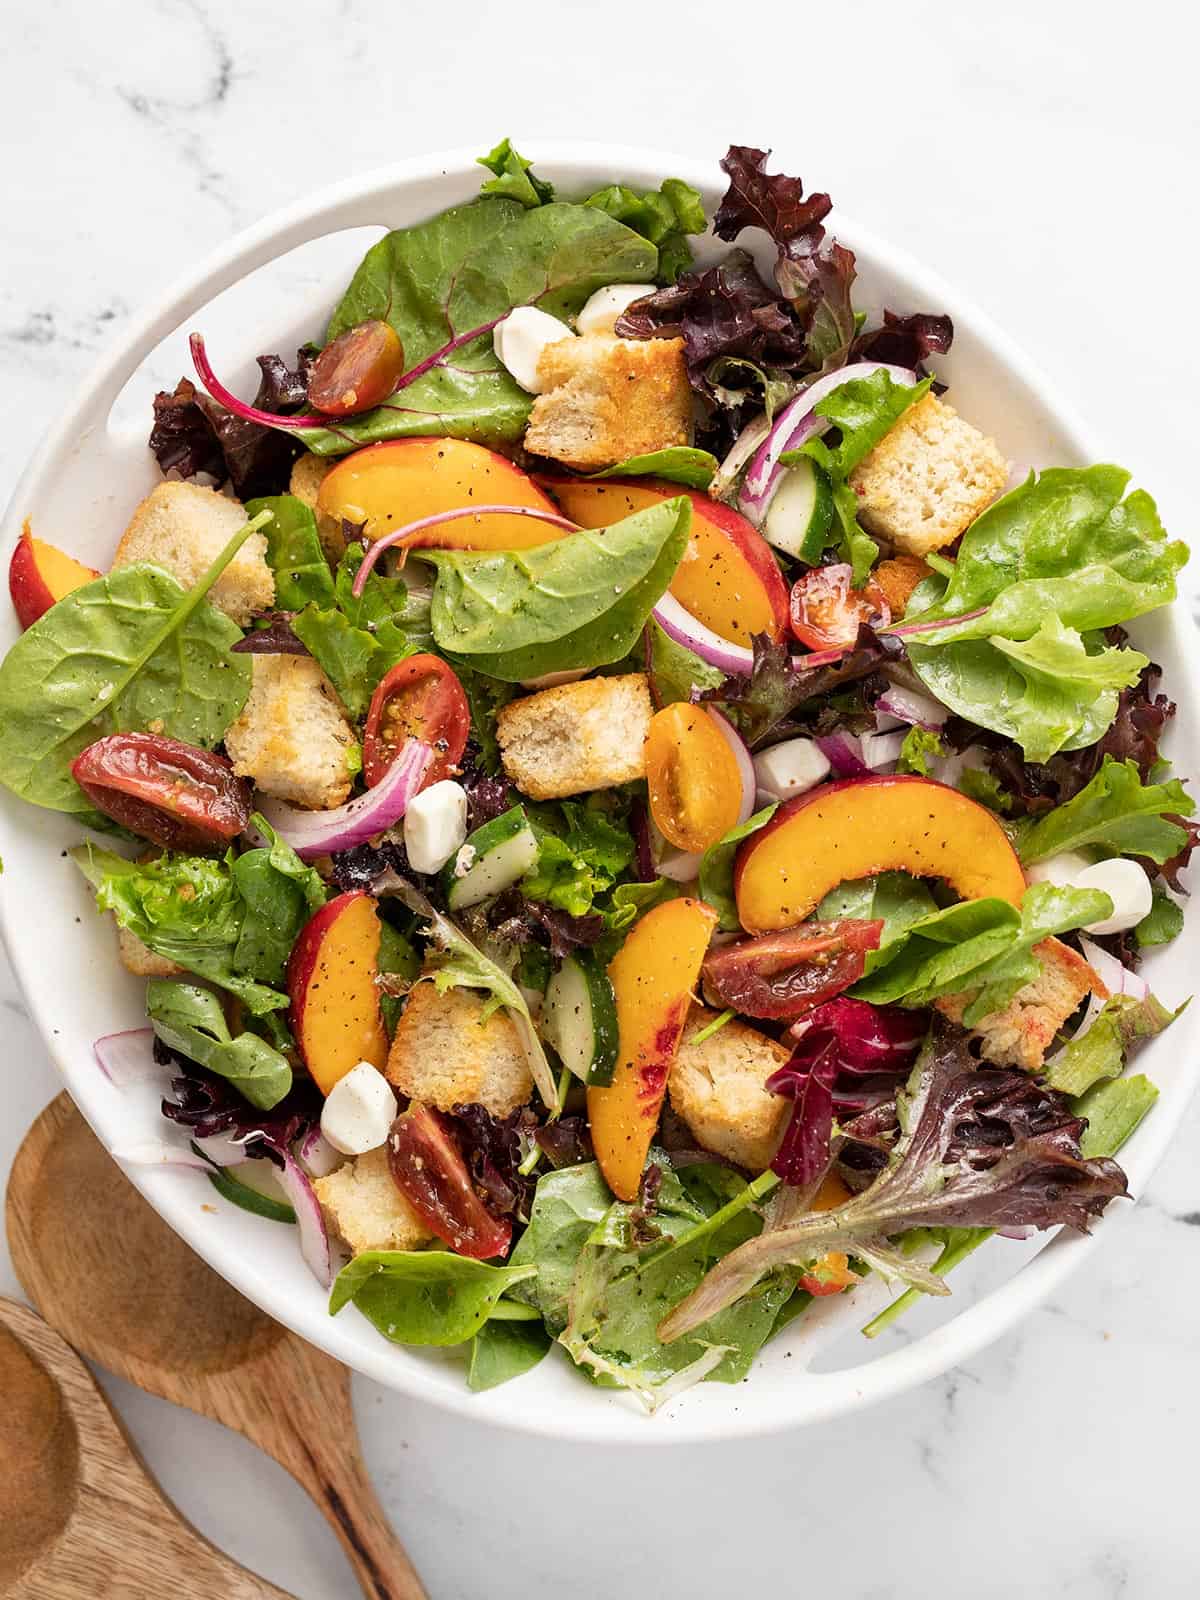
[{"xmin": 689, "ymin": 1008, "xmax": 736, "ymax": 1046}]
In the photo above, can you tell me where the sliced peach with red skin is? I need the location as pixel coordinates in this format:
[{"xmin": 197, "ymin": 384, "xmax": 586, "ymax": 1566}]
[
  {"xmin": 287, "ymin": 890, "xmax": 389, "ymax": 1095},
  {"xmin": 539, "ymin": 476, "xmax": 790, "ymax": 644},
  {"xmin": 8, "ymin": 522, "xmax": 100, "ymax": 630},
  {"xmin": 734, "ymin": 775, "xmax": 1027, "ymax": 935},
  {"xmin": 316, "ymin": 437, "xmax": 563, "ymax": 550},
  {"xmin": 588, "ymin": 897, "xmax": 719, "ymax": 1201}
]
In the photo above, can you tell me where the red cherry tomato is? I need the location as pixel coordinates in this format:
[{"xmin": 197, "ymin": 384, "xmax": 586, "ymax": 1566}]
[
  {"xmin": 789, "ymin": 564, "xmax": 890, "ymax": 652},
  {"xmin": 71, "ymin": 733, "xmax": 251, "ymax": 851},
  {"xmin": 387, "ymin": 1104, "xmax": 511, "ymax": 1260},
  {"xmin": 800, "ymin": 1251, "xmax": 857, "ymax": 1296},
  {"xmin": 701, "ymin": 919, "xmax": 885, "ymax": 1020},
  {"xmin": 362, "ymin": 654, "xmax": 470, "ymax": 790}
]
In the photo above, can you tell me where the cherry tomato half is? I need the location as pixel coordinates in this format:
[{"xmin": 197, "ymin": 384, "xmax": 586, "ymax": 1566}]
[
  {"xmin": 701, "ymin": 918, "xmax": 885, "ymax": 1020},
  {"xmin": 387, "ymin": 1104, "xmax": 511, "ymax": 1260},
  {"xmin": 645, "ymin": 703, "xmax": 743, "ymax": 854},
  {"xmin": 71, "ymin": 733, "xmax": 251, "ymax": 852},
  {"xmin": 789, "ymin": 563, "xmax": 890, "ymax": 653},
  {"xmin": 800, "ymin": 1251, "xmax": 857, "ymax": 1297},
  {"xmin": 307, "ymin": 320, "xmax": 405, "ymax": 418},
  {"xmin": 362, "ymin": 654, "xmax": 470, "ymax": 790}
]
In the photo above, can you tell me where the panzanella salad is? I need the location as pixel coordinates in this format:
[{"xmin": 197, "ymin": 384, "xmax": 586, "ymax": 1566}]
[{"xmin": 4, "ymin": 141, "xmax": 1193, "ymax": 1409}]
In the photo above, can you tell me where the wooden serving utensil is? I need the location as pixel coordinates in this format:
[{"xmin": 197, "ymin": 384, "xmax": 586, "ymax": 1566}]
[
  {"xmin": 6, "ymin": 1094, "xmax": 427, "ymax": 1600},
  {"xmin": 0, "ymin": 1295, "xmax": 295, "ymax": 1598}
]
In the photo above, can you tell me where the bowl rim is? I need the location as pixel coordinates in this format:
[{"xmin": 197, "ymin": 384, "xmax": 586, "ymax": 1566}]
[{"xmin": 3, "ymin": 140, "xmax": 1196, "ymax": 1444}]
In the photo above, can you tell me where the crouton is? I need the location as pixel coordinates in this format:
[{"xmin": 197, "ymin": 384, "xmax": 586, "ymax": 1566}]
[
  {"xmin": 113, "ymin": 481, "xmax": 274, "ymax": 626},
  {"xmin": 312, "ymin": 1146, "xmax": 433, "ymax": 1257},
  {"xmin": 386, "ymin": 983, "xmax": 532, "ymax": 1117},
  {"xmin": 848, "ymin": 393, "xmax": 1009, "ymax": 558},
  {"xmin": 496, "ymin": 673, "xmax": 653, "ymax": 800},
  {"xmin": 936, "ymin": 937, "xmax": 1105, "ymax": 1071},
  {"xmin": 668, "ymin": 1007, "xmax": 791, "ymax": 1172},
  {"xmin": 288, "ymin": 454, "xmax": 343, "ymax": 560},
  {"xmin": 223, "ymin": 654, "xmax": 356, "ymax": 810},
  {"xmin": 524, "ymin": 334, "xmax": 692, "ymax": 470},
  {"xmin": 873, "ymin": 554, "xmax": 933, "ymax": 619},
  {"xmin": 116, "ymin": 925, "xmax": 185, "ymax": 978}
]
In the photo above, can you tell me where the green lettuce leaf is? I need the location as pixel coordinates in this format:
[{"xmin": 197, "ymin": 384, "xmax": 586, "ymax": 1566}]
[
  {"xmin": 1075, "ymin": 1075, "xmax": 1159, "ymax": 1159},
  {"xmin": 477, "ymin": 138, "xmax": 555, "ymax": 207},
  {"xmin": 466, "ymin": 1317, "xmax": 552, "ymax": 1390},
  {"xmin": 895, "ymin": 726, "xmax": 946, "ymax": 776},
  {"xmin": 522, "ymin": 800, "xmax": 637, "ymax": 917},
  {"xmin": 249, "ymin": 494, "xmax": 335, "ymax": 610},
  {"xmin": 1018, "ymin": 756, "xmax": 1195, "ymax": 865},
  {"xmin": 583, "ymin": 178, "xmax": 706, "ymax": 282},
  {"xmin": 1137, "ymin": 883, "xmax": 1185, "ymax": 948},
  {"xmin": 1044, "ymin": 991, "xmax": 1178, "ymax": 1098}
]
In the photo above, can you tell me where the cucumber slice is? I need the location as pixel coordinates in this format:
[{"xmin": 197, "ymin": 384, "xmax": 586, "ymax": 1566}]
[
  {"xmin": 542, "ymin": 953, "xmax": 619, "ymax": 1086},
  {"xmin": 763, "ymin": 458, "xmax": 833, "ymax": 562},
  {"xmin": 445, "ymin": 804, "xmax": 539, "ymax": 911},
  {"xmin": 203, "ymin": 1160, "xmax": 297, "ymax": 1223}
]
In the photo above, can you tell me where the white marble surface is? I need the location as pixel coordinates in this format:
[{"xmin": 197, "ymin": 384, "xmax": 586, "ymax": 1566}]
[{"xmin": 3, "ymin": 2, "xmax": 1200, "ymax": 1595}]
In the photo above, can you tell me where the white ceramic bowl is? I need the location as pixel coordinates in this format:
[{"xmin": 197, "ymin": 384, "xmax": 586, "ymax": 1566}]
[{"xmin": 2, "ymin": 145, "xmax": 1196, "ymax": 1444}]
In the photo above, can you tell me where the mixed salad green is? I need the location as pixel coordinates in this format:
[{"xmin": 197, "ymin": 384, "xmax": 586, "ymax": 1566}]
[{"xmin": 1, "ymin": 141, "xmax": 1192, "ymax": 1411}]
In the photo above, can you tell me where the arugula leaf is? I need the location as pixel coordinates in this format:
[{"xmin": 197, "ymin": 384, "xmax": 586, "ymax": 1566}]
[
  {"xmin": 645, "ymin": 620, "xmax": 726, "ymax": 706},
  {"xmin": 427, "ymin": 499, "xmax": 691, "ymax": 681},
  {"xmin": 146, "ymin": 980, "xmax": 291, "ymax": 1109},
  {"xmin": 306, "ymin": 198, "xmax": 657, "ymax": 454},
  {"xmin": 467, "ymin": 1317, "xmax": 552, "ymax": 1390},
  {"xmin": 590, "ymin": 446, "xmax": 719, "ymax": 490},
  {"xmin": 1044, "ymin": 990, "xmax": 1178, "ymax": 1098},
  {"xmin": 699, "ymin": 805, "xmax": 777, "ymax": 930},
  {"xmin": 477, "ymin": 138, "xmax": 555, "ymax": 207},
  {"xmin": 895, "ymin": 726, "xmax": 945, "ymax": 776},
  {"xmin": 1137, "ymin": 883, "xmax": 1185, "ymax": 947},
  {"xmin": 249, "ymin": 494, "xmax": 334, "ymax": 610},
  {"xmin": 1018, "ymin": 756, "xmax": 1194, "ymax": 866},
  {"xmin": 329, "ymin": 1250, "xmax": 535, "ymax": 1344},
  {"xmin": 0, "ymin": 511, "xmax": 270, "ymax": 813}
]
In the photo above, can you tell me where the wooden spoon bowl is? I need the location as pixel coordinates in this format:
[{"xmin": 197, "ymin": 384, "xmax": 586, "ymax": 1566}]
[{"xmin": 6, "ymin": 1095, "xmax": 426, "ymax": 1600}]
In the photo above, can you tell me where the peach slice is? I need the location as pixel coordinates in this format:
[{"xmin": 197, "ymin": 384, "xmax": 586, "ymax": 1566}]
[
  {"xmin": 8, "ymin": 523, "xmax": 100, "ymax": 630},
  {"xmin": 588, "ymin": 897, "xmax": 719, "ymax": 1201},
  {"xmin": 287, "ymin": 891, "xmax": 389, "ymax": 1095},
  {"xmin": 540, "ymin": 476, "xmax": 790, "ymax": 644},
  {"xmin": 316, "ymin": 437, "xmax": 563, "ymax": 550},
  {"xmin": 734, "ymin": 775, "xmax": 1027, "ymax": 934}
]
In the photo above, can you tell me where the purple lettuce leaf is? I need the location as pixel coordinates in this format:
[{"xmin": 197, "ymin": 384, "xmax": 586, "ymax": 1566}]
[
  {"xmin": 850, "ymin": 309, "xmax": 954, "ymax": 373},
  {"xmin": 160, "ymin": 1061, "xmax": 322, "ymax": 1168}
]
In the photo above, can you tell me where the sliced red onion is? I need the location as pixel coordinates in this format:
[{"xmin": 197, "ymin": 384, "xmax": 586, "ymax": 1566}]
[
  {"xmin": 711, "ymin": 410, "xmax": 772, "ymax": 501},
  {"xmin": 1079, "ymin": 936, "xmax": 1149, "ymax": 1001},
  {"xmin": 94, "ymin": 1027, "xmax": 162, "ymax": 1088},
  {"xmin": 815, "ymin": 732, "xmax": 869, "ymax": 777},
  {"xmin": 929, "ymin": 742, "xmax": 991, "ymax": 788},
  {"xmin": 996, "ymin": 1225, "xmax": 1034, "ymax": 1241},
  {"xmin": 708, "ymin": 709, "xmax": 756, "ymax": 825},
  {"xmin": 859, "ymin": 730, "xmax": 907, "ymax": 771},
  {"xmin": 296, "ymin": 1126, "xmax": 342, "ymax": 1180},
  {"xmin": 874, "ymin": 685, "xmax": 948, "ymax": 731},
  {"xmin": 110, "ymin": 1139, "xmax": 217, "ymax": 1170},
  {"xmin": 652, "ymin": 591, "xmax": 850, "ymax": 678},
  {"xmin": 276, "ymin": 1149, "xmax": 337, "ymax": 1289},
  {"xmin": 739, "ymin": 362, "xmax": 917, "ymax": 526},
  {"xmin": 256, "ymin": 737, "xmax": 433, "ymax": 860},
  {"xmin": 351, "ymin": 504, "xmax": 579, "ymax": 595}
]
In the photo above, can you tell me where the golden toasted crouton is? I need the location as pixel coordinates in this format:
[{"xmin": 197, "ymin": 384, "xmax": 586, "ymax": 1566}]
[
  {"xmin": 848, "ymin": 393, "xmax": 1009, "ymax": 558},
  {"xmin": 873, "ymin": 554, "xmax": 933, "ymax": 618},
  {"xmin": 936, "ymin": 937, "xmax": 1105, "ymax": 1071},
  {"xmin": 385, "ymin": 984, "xmax": 532, "ymax": 1117},
  {"xmin": 224, "ymin": 655, "xmax": 356, "ymax": 810},
  {"xmin": 496, "ymin": 673, "xmax": 653, "ymax": 800},
  {"xmin": 524, "ymin": 334, "xmax": 692, "ymax": 470},
  {"xmin": 668, "ymin": 1007, "xmax": 791, "ymax": 1172},
  {"xmin": 312, "ymin": 1146, "xmax": 432, "ymax": 1257},
  {"xmin": 288, "ymin": 454, "xmax": 342, "ymax": 560},
  {"xmin": 113, "ymin": 482, "xmax": 273, "ymax": 626},
  {"xmin": 116, "ymin": 925, "xmax": 185, "ymax": 978}
]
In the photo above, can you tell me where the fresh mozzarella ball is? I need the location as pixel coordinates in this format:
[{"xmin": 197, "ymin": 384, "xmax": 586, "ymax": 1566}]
[
  {"xmin": 752, "ymin": 738, "xmax": 832, "ymax": 803},
  {"xmin": 1025, "ymin": 850, "xmax": 1094, "ymax": 888},
  {"xmin": 403, "ymin": 780, "xmax": 468, "ymax": 874},
  {"xmin": 492, "ymin": 307, "xmax": 574, "ymax": 393},
  {"xmin": 320, "ymin": 1062, "xmax": 398, "ymax": 1156},
  {"xmin": 1074, "ymin": 858, "xmax": 1154, "ymax": 935},
  {"xmin": 576, "ymin": 283, "xmax": 652, "ymax": 336}
]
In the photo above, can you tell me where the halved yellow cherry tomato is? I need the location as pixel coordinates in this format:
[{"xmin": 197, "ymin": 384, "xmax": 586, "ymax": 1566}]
[{"xmin": 645, "ymin": 704, "xmax": 743, "ymax": 854}]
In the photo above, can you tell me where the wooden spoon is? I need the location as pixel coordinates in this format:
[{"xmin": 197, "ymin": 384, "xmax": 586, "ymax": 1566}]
[
  {"xmin": 6, "ymin": 1094, "xmax": 427, "ymax": 1600},
  {"xmin": 0, "ymin": 1295, "xmax": 295, "ymax": 1598}
]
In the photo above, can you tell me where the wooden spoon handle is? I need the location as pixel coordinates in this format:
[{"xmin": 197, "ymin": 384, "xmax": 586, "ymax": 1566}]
[{"xmin": 231, "ymin": 1336, "xmax": 427, "ymax": 1600}]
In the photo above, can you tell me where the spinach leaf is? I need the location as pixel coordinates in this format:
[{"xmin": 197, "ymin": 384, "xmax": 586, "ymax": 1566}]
[
  {"xmin": 232, "ymin": 817, "xmax": 327, "ymax": 987},
  {"xmin": 248, "ymin": 494, "xmax": 334, "ymax": 610},
  {"xmin": 506, "ymin": 1163, "xmax": 614, "ymax": 1326},
  {"xmin": 1137, "ymin": 883, "xmax": 1185, "ymax": 948},
  {"xmin": 1018, "ymin": 756, "xmax": 1194, "ymax": 866},
  {"xmin": 816, "ymin": 871, "xmax": 938, "ymax": 942},
  {"xmin": 291, "ymin": 606, "xmax": 412, "ymax": 720},
  {"xmin": 466, "ymin": 1316, "xmax": 552, "ymax": 1391},
  {"xmin": 306, "ymin": 199, "xmax": 657, "ymax": 455},
  {"xmin": 906, "ymin": 466, "xmax": 1187, "ymax": 644},
  {"xmin": 699, "ymin": 805, "xmax": 777, "ymax": 930},
  {"xmin": 329, "ymin": 1250, "xmax": 535, "ymax": 1345},
  {"xmin": 428, "ymin": 500, "xmax": 691, "ymax": 681},
  {"xmin": 477, "ymin": 138, "xmax": 555, "ymax": 208},
  {"xmin": 590, "ymin": 447, "xmax": 719, "ymax": 490},
  {"xmin": 146, "ymin": 980, "xmax": 292, "ymax": 1109},
  {"xmin": 646, "ymin": 619, "xmax": 725, "ymax": 706},
  {"xmin": 0, "ymin": 509, "xmax": 270, "ymax": 813}
]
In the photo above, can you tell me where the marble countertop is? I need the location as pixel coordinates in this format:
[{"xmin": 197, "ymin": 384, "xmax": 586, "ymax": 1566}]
[{"xmin": 3, "ymin": 3, "xmax": 1199, "ymax": 1595}]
